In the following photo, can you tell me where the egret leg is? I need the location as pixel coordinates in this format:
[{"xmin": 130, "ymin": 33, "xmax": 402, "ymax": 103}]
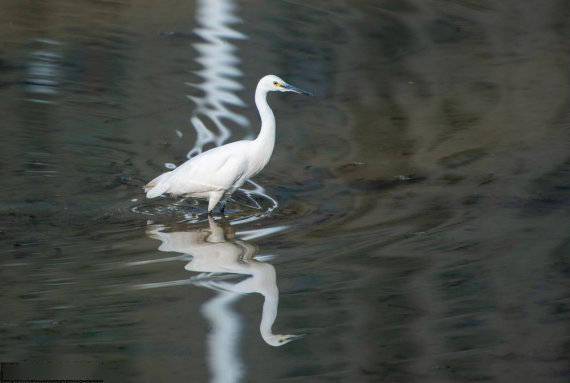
[
  {"xmin": 218, "ymin": 195, "xmax": 232, "ymax": 215},
  {"xmin": 208, "ymin": 191, "xmax": 225, "ymax": 213}
]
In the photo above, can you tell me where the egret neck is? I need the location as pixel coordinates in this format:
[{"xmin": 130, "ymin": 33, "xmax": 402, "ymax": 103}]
[{"xmin": 252, "ymin": 84, "xmax": 276, "ymax": 169}]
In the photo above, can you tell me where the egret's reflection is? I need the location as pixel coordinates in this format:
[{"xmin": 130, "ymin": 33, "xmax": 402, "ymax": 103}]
[{"xmin": 145, "ymin": 217, "xmax": 300, "ymax": 363}]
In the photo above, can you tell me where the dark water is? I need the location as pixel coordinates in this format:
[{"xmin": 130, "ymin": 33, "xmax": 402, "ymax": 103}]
[{"xmin": 1, "ymin": 0, "xmax": 569, "ymax": 382}]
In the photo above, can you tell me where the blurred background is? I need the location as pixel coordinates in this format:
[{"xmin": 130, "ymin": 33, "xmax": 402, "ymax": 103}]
[{"xmin": 0, "ymin": 0, "xmax": 569, "ymax": 382}]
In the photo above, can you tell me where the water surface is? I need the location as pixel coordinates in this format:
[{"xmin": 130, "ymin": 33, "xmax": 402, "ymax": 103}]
[{"xmin": 1, "ymin": 0, "xmax": 569, "ymax": 382}]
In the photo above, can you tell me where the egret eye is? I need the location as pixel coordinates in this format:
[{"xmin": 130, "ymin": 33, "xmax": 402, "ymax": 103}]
[{"xmin": 273, "ymin": 81, "xmax": 278, "ymax": 85}]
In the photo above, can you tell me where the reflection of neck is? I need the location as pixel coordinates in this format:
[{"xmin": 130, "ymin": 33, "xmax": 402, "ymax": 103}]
[
  {"xmin": 259, "ymin": 285, "xmax": 279, "ymax": 342},
  {"xmin": 253, "ymin": 86, "xmax": 275, "ymax": 162}
]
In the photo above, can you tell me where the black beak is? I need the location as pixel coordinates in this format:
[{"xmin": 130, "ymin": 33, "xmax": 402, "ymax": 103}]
[{"xmin": 284, "ymin": 83, "xmax": 313, "ymax": 96}]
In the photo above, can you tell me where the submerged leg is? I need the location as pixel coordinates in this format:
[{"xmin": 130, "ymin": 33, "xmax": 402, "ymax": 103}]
[{"xmin": 208, "ymin": 191, "xmax": 225, "ymax": 213}]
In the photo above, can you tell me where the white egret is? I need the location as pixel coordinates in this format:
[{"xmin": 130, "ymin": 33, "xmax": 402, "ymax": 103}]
[{"xmin": 144, "ymin": 75, "xmax": 311, "ymax": 213}]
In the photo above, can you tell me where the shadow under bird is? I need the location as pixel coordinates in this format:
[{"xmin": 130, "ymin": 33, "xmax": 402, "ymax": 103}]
[{"xmin": 144, "ymin": 75, "xmax": 312, "ymax": 213}]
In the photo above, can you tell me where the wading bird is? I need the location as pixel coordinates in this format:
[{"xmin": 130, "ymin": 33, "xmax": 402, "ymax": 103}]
[{"xmin": 144, "ymin": 75, "xmax": 311, "ymax": 213}]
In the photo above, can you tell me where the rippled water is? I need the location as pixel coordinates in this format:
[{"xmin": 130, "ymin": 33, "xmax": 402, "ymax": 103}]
[{"xmin": 1, "ymin": 1, "xmax": 569, "ymax": 382}]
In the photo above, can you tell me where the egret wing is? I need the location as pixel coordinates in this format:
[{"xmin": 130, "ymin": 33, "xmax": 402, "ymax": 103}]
[{"xmin": 167, "ymin": 145, "xmax": 248, "ymax": 195}]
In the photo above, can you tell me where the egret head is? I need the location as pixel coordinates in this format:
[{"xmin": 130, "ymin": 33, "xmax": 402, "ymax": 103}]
[
  {"xmin": 263, "ymin": 333, "xmax": 305, "ymax": 347},
  {"xmin": 259, "ymin": 74, "xmax": 312, "ymax": 96}
]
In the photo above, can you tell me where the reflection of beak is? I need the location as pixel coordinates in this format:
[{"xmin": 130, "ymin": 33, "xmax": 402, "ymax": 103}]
[
  {"xmin": 281, "ymin": 333, "xmax": 305, "ymax": 345},
  {"xmin": 284, "ymin": 83, "xmax": 313, "ymax": 96},
  {"xmin": 287, "ymin": 333, "xmax": 305, "ymax": 342}
]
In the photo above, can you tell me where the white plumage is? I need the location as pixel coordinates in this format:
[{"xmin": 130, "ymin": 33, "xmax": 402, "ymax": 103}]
[{"xmin": 144, "ymin": 74, "xmax": 311, "ymax": 213}]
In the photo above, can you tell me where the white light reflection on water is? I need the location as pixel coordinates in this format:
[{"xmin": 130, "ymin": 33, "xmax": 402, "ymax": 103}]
[
  {"xmin": 25, "ymin": 39, "xmax": 62, "ymax": 102},
  {"xmin": 186, "ymin": 0, "xmax": 249, "ymax": 156},
  {"xmin": 201, "ymin": 292, "xmax": 243, "ymax": 383}
]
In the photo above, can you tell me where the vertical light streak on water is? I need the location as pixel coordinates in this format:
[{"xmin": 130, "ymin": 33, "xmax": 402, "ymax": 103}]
[
  {"xmin": 25, "ymin": 39, "xmax": 62, "ymax": 102},
  {"xmin": 201, "ymin": 292, "xmax": 244, "ymax": 383},
  {"xmin": 183, "ymin": 0, "xmax": 278, "ymax": 216},
  {"xmin": 186, "ymin": 0, "xmax": 250, "ymax": 158}
]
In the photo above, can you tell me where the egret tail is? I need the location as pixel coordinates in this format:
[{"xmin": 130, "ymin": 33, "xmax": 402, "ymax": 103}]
[{"xmin": 145, "ymin": 172, "xmax": 171, "ymax": 198}]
